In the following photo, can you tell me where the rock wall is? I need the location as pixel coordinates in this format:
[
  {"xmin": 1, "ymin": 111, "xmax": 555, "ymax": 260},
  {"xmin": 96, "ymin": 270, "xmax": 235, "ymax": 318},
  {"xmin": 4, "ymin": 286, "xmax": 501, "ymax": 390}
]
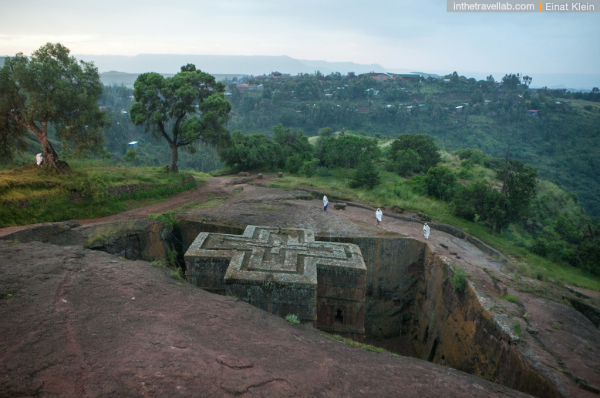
[
  {"xmin": 413, "ymin": 246, "xmax": 563, "ymax": 398},
  {"xmin": 319, "ymin": 235, "xmax": 564, "ymax": 398}
]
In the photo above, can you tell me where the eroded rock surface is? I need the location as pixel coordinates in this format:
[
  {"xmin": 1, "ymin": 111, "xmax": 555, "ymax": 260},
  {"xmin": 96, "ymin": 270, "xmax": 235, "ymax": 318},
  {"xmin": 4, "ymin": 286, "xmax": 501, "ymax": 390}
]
[{"xmin": 0, "ymin": 241, "xmax": 529, "ymax": 398}]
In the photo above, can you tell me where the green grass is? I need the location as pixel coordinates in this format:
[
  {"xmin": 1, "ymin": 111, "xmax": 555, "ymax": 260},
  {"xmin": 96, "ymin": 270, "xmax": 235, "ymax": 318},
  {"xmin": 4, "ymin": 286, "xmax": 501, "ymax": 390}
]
[
  {"xmin": 267, "ymin": 171, "xmax": 600, "ymax": 292},
  {"xmin": 450, "ymin": 268, "xmax": 468, "ymax": 293},
  {"xmin": 285, "ymin": 314, "xmax": 300, "ymax": 325},
  {"xmin": 0, "ymin": 162, "xmax": 204, "ymax": 228},
  {"xmin": 514, "ymin": 322, "xmax": 522, "ymax": 338},
  {"xmin": 503, "ymin": 295, "xmax": 519, "ymax": 304}
]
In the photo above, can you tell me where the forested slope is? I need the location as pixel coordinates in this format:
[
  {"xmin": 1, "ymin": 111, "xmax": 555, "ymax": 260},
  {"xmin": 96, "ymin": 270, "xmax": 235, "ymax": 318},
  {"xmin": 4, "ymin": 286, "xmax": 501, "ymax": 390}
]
[{"xmin": 226, "ymin": 73, "xmax": 600, "ymax": 216}]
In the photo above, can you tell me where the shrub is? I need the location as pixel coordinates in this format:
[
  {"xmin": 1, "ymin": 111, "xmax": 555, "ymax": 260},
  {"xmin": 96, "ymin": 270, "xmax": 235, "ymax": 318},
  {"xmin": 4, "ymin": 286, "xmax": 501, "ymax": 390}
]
[
  {"xmin": 285, "ymin": 314, "xmax": 300, "ymax": 325},
  {"xmin": 316, "ymin": 135, "xmax": 380, "ymax": 168},
  {"xmin": 124, "ymin": 148, "xmax": 137, "ymax": 163},
  {"xmin": 285, "ymin": 154, "xmax": 304, "ymax": 174},
  {"xmin": 456, "ymin": 148, "xmax": 486, "ymax": 165},
  {"xmin": 301, "ymin": 159, "xmax": 319, "ymax": 177},
  {"xmin": 457, "ymin": 168, "xmax": 473, "ymax": 179},
  {"xmin": 314, "ymin": 167, "xmax": 332, "ymax": 177},
  {"xmin": 514, "ymin": 322, "xmax": 522, "ymax": 337},
  {"xmin": 170, "ymin": 268, "xmax": 184, "ymax": 281},
  {"xmin": 424, "ymin": 166, "xmax": 460, "ymax": 201},
  {"xmin": 450, "ymin": 268, "xmax": 468, "ymax": 293},
  {"xmin": 529, "ymin": 238, "xmax": 549, "ymax": 257},
  {"xmin": 349, "ymin": 159, "xmax": 380, "ymax": 190},
  {"xmin": 167, "ymin": 249, "xmax": 178, "ymax": 266}
]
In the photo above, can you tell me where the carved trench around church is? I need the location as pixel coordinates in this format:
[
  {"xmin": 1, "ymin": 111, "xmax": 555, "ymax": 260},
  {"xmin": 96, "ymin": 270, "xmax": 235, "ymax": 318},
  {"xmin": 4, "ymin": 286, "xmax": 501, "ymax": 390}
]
[{"xmin": 106, "ymin": 219, "xmax": 561, "ymax": 398}]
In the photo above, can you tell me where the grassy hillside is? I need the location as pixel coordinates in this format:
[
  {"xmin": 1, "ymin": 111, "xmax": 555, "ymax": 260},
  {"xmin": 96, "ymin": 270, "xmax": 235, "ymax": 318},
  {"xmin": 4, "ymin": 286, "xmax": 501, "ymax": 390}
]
[
  {"xmin": 226, "ymin": 74, "xmax": 600, "ymax": 217},
  {"xmin": 0, "ymin": 161, "xmax": 207, "ymax": 228}
]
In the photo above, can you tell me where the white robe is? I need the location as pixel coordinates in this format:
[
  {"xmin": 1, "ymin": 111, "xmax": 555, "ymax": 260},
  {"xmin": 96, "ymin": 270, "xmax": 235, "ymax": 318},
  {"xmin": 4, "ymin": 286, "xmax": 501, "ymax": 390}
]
[
  {"xmin": 323, "ymin": 196, "xmax": 328, "ymax": 207},
  {"xmin": 375, "ymin": 209, "xmax": 382, "ymax": 222},
  {"xmin": 36, "ymin": 153, "xmax": 43, "ymax": 166},
  {"xmin": 423, "ymin": 225, "xmax": 430, "ymax": 239}
]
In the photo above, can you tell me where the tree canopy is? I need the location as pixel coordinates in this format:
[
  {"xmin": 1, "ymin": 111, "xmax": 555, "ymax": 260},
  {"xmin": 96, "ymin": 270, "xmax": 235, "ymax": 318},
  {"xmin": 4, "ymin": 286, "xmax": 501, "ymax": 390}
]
[
  {"xmin": 220, "ymin": 130, "xmax": 283, "ymax": 170},
  {"xmin": 315, "ymin": 135, "xmax": 380, "ymax": 168},
  {"xmin": 389, "ymin": 134, "xmax": 441, "ymax": 174},
  {"xmin": 0, "ymin": 43, "xmax": 106, "ymax": 171},
  {"xmin": 129, "ymin": 64, "xmax": 231, "ymax": 172}
]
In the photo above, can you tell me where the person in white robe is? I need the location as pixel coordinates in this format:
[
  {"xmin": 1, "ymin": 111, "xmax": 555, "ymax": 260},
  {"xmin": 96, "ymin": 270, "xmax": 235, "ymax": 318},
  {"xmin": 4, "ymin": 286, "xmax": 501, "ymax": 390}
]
[
  {"xmin": 36, "ymin": 153, "xmax": 43, "ymax": 166},
  {"xmin": 423, "ymin": 223, "xmax": 430, "ymax": 240},
  {"xmin": 323, "ymin": 195, "xmax": 329, "ymax": 211},
  {"xmin": 376, "ymin": 208, "xmax": 383, "ymax": 225}
]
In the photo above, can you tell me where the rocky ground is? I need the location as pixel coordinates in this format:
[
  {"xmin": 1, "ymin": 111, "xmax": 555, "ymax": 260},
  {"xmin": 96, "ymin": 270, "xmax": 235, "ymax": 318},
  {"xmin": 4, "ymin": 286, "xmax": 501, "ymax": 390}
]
[
  {"xmin": 1, "ymin": 241, "xmax": 530, "ymax": 398},
  {"xmin": 1, "ymin": 174, "xmax": 599, "ymax": 397}
]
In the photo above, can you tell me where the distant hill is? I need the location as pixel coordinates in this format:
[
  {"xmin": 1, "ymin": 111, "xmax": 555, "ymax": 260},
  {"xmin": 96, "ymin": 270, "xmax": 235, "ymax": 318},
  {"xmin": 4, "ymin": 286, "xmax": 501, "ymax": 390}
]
[
  {"xmin": 74, "ymin": 54, "xmax": 386, "ymax": 75},
  {"xmin": 99, "ymin": 71, "xmax": 247, "ymax": 88}
]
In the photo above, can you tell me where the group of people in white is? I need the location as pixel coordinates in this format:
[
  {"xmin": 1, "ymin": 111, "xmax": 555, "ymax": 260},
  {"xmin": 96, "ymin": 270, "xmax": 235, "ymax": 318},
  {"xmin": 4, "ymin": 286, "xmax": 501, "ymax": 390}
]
[{"xmin": 323, "ymin": 195, "xmax": 431, "ymax": 239}]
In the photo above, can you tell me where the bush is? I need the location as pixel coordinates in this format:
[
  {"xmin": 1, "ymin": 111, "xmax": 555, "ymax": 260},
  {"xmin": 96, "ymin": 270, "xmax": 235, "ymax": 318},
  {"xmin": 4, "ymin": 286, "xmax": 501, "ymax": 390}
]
[
  {"xmin": 314, "ymin": 167, "xmax": 332, "ymax": 177},
  {"xmin": 316, "ymin": 135, "xmax": 380, "ymax": 168},
  {"xmin": 389, "ymin": 134, "xmax": 441, "ymax": 174},
  {"xmin": 456, "ymin": 148, "xmax": 486, "ymax": 165},
  {"xmin": 349, "ymin": 159, "xmax": 380, "ymax": 190},
  {"xmin": 124, "ymin": 148, "xmax": 137, "ymax": 163},
  {"xmin": 285, "ymin": 154, "xmax": 304, "ymax": 174},
  {"xmin": 529, "ymin": 238, "xmax": 549, "ymax": 257},
  {"xmin": 424, "ymin": 166, "xmax": 460, "ymax": 201},
  {"xmin": 450, "ymin": 268, "xmax": 468, "ymax": 293},
  {"xmin": 285, "ymin": 314, "xmax": 300, "ymax": 325},
  {"xmin": 318, "ymin": 127, "xmax": 334, "ymax": 137},
  {"xmin": 301, "ymin": 159, "xmax": 319, "ymax": 177},
  {"xmin": 457, "ymin": 168, "xmax": 473, "ymax": 179}
]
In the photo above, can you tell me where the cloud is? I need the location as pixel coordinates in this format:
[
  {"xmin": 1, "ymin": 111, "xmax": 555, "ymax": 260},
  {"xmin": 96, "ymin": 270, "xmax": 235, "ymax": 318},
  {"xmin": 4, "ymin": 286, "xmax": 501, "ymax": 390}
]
[{"xmin": 0, "ymin": 0, "xmax": 598, "ymax": 74}]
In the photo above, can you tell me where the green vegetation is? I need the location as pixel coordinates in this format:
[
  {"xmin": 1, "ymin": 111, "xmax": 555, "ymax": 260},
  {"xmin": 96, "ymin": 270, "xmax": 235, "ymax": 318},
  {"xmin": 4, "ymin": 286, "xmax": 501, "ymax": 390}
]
[
  {"xmin": 514, "ymin": 322, "xmax": 522, "ymax": 338},
  {"xmin": 130, "ymin": 64, "xmax": 231, "ymax": 173},
  {"xmin": 450, "ymin": 268, "xmax": 468, "ymax": 293},
  {"xmin": 170, "ymin": 268, "xmax": 184, "ymax": 282},
  {"xmin": 503, "ymin": 295, "xmax": 519, "ymax": 304},
  {"xmin": 2, "ymin": 292, "xmax": 14, "ymax": 299},
  {"xmin": 0, "ymin": 43, "xmax": 107, "ymax": 172},
  {"xmin": 1, "ymin": 55, "xmax": 598, "ymax": 294},
  {"xmin": 322, "ymin": 333, "xmax": 386, "ymax": 353},
  {"xmin": 167, "ymin": 249, "xmax": 178, "ymax": 266},
  {"xmin": 0, "ymin": 161, "xmax": 202, "ymax": 227},
  {"xmin": 267, "ymin": 164, "xmax": 600, "ymax": 291},
  {"xmin": 285, "ymin": 314, "xmax": 300, "ymax": 325},
  {"xmin": 147, "ymin": 211, "xmax": 178, "ymax": 229},
  {"xmin": 225, "ymin": 73, "xmax": 600, "ymax": 218}
]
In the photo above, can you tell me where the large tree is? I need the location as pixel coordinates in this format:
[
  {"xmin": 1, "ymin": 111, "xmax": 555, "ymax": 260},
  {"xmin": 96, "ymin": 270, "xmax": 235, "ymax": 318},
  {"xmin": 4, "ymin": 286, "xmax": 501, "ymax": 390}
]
[
  {"xmin": 389, "ymin": 134, "xmax": 440, "ymax": 174},
  {"xmin": 129, "ymin": 64, "xmax": 231, "ymax": 172},
  {"xmin": 0, "ymin": 43, "xmax": 106, "ymax": 172}
]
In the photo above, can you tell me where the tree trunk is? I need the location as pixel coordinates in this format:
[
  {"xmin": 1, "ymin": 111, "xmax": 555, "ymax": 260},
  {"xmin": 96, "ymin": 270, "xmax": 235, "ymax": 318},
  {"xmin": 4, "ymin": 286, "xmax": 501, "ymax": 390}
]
[
  {"xmin": 169, "ymin": 144, "xmax": 179, "ymax": 173},
  {"xmin": 38, "ymin": 132, "xmax": 70, "ymax": 173}
]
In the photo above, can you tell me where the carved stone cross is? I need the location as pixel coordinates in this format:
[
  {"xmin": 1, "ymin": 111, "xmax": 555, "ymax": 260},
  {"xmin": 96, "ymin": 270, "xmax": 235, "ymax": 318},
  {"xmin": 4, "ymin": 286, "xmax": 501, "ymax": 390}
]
[{"xmin": 184, "ymin": 226, "xmax": 367, "ymax": 339}]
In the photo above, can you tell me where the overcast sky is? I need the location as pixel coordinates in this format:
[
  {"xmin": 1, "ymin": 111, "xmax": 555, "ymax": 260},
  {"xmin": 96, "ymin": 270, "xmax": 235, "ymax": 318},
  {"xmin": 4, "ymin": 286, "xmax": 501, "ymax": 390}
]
[{"xmin": 1, "ymin": 0, "xmax": 599, "ymax": 77}]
